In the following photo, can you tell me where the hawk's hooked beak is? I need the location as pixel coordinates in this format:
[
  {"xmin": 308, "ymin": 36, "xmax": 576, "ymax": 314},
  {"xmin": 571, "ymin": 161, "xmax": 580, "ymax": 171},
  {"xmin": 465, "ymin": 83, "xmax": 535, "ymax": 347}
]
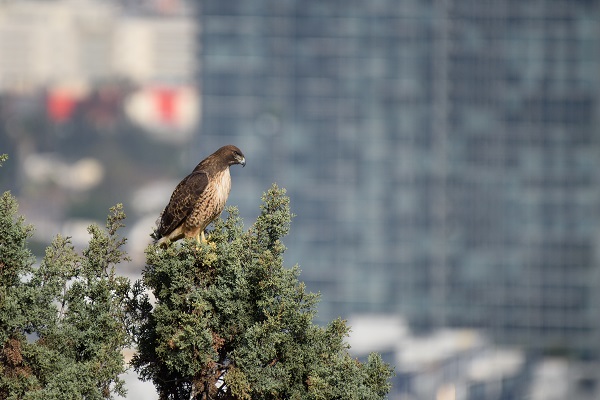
[{"xmin": 240, "ymin": 157, "xmax": 246, "ymax": 167}]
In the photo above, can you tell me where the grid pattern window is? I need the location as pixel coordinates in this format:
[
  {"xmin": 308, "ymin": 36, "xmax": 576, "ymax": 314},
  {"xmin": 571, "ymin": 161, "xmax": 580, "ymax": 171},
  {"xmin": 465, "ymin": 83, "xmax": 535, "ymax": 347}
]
[{"xmin": 198, "ymin": 0, "xmax": 600, "ymax": 358}]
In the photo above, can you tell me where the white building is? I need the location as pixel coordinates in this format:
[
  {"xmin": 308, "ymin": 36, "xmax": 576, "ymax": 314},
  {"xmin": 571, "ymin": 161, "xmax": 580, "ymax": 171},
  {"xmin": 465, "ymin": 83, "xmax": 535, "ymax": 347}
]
[
  {"xmin": 347, "ymin": 315, "xmax": 526, "ymax": 400},
  {"xmin": 0, "ymin": 0, "xmax": 197, "ymax": 93}
]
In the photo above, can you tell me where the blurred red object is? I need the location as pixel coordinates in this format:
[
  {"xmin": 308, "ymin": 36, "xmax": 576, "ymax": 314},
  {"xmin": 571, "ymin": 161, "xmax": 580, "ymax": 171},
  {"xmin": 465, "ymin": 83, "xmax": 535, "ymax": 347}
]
[
  {"xmin": 155, "ymin": 87, "xmax": 177, "ymax": 125},
  {"xmin": 47, "ymin": 89, "xmax": 77, "ymax": 122}
]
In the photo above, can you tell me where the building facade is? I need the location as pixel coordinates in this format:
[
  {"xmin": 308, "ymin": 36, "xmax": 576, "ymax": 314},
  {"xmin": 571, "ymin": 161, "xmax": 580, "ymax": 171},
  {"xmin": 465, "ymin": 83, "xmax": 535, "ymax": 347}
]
[{"xmin": 197, "ymin": 0, "xmax": 600, "ymax": 356}]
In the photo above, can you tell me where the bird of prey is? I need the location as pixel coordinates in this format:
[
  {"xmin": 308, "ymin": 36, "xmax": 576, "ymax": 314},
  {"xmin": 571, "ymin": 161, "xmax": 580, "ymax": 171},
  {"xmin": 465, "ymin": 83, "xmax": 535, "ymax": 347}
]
[{"xmin": 154, "ymin": 145, "xmax": 245, "ymax": 246}]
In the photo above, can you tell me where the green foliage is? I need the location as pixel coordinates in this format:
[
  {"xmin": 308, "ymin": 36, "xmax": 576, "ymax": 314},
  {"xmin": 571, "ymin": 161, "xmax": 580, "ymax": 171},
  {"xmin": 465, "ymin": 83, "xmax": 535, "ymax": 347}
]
[
  {"xmin": 0, "ymin": 194, "xmax": 134, "ymax": 399},
  {"xmin": 0, "ymin": 192, "xmax": 36, "ymax": 345},
  {"xmin": 133, "ymin": 184, "xmax": 394, "ymax": 399},
  {"xmin": 1, "ymin": 179, "xmax": 393, "ymax": 399}
]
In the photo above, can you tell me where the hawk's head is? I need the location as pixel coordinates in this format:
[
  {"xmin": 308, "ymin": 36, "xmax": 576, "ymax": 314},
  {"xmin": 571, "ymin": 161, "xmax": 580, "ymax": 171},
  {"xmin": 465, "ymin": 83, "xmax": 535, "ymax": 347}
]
[{"xmin": 217, "ymin": 145, "xmax": 246, "ymax": 167}]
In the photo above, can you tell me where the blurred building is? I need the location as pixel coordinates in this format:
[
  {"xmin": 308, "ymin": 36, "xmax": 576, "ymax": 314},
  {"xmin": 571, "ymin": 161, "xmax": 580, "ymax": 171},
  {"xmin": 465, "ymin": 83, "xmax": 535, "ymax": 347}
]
[
  {"xmin": 347, "ymin": 315, "xmax": 528, "ymax": 400},
  {"xmin": 197, "ymin": 0, "xmax": 600, "ymax": 358},
  {"xmin": 347, "ymin": 314, "xmax": 600, "ymax": 400},
  {"xmin": 0, "ymin": 0, "xmax": 196, "ymax": 93}
]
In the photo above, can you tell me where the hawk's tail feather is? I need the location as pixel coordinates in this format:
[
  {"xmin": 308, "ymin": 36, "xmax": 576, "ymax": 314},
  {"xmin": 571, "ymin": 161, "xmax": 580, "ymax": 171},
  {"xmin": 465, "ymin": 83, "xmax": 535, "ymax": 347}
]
[
  {"xmin": 150, "ymin": 229, "xmax": 160, "ymax": 242},
  {"xmin": 151, "ymin": 212, "xmax": 165, "ymax": 243}
]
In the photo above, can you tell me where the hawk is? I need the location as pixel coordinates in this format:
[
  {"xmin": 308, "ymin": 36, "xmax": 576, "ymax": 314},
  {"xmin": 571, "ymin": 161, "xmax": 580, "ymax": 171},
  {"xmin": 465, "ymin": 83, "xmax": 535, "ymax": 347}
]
[{"xmin": 154, "ymin": 145, "xmax": 245, "ymax": 246}]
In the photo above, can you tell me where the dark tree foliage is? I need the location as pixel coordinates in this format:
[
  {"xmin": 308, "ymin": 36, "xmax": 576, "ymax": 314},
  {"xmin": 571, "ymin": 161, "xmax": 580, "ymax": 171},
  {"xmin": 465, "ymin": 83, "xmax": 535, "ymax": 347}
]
[
  {"xmin": 132, "ymin": 184, "xmax": 394, "ymax": 400},
  {"xmin": 0, "ymin": 188, "xmax": 134, "ymax": 399}
]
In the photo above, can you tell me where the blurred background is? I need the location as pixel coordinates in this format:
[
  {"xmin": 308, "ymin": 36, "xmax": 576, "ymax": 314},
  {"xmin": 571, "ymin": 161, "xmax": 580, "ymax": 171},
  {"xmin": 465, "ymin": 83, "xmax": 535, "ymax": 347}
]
[{"xmin": 1, "ymin": 0, "xmax": 600, "ymax": 399}]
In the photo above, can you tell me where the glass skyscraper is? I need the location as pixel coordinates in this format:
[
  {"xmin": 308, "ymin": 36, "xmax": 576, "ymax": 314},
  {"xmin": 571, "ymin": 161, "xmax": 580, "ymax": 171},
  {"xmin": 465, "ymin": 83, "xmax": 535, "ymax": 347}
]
[{"xmin": 196, "ymin": 0, "xmax": 600, "ymax": 356}]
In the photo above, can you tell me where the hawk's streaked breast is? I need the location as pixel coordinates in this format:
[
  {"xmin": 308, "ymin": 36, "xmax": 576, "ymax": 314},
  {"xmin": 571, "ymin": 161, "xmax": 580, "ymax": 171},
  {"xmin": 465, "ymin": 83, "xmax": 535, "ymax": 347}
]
[{"xmin": 185, "ymin": 168, "xmax": 231, "ymax": 234}]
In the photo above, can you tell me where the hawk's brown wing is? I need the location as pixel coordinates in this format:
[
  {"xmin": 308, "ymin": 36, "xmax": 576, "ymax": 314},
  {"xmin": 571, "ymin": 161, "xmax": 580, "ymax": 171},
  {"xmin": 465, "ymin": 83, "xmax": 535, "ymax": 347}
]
[{"xmin": 156, "ymin": 171, "xmax": 209, "ymax": 238}]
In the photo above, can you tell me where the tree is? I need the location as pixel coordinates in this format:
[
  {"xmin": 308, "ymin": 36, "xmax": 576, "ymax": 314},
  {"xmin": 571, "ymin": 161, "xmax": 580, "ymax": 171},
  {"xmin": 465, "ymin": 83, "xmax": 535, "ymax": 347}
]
[
  {"xmin": 1, "ymin": 154, "xmax": 393, "ymax": 400},
  {"xmin": 0, "ymin": 187, "xmax": 134, "ymax": 399},
  {"xmin": 132, "ymin": 184, "xmax": 394, "ymax": 399}
]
